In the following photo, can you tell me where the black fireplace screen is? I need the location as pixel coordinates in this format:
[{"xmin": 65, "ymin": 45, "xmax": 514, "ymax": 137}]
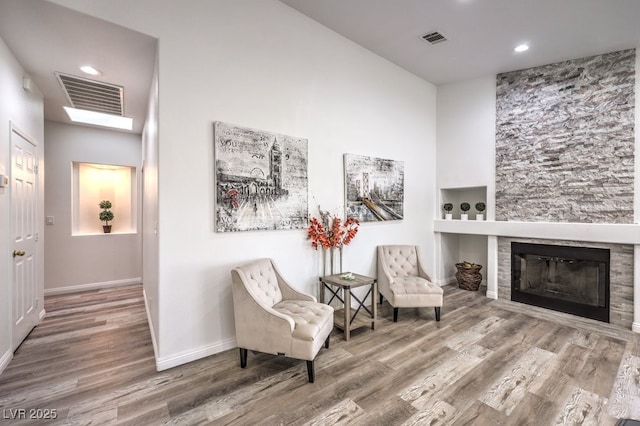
[{"xmin": 511, "ymin": 242, "xmax": 610, "ymax": 322}]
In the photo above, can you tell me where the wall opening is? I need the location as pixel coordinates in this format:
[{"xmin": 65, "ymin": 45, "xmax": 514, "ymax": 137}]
[{"xmin": 72, "ymin": 162, "xmax": 137, "ymax": 235}]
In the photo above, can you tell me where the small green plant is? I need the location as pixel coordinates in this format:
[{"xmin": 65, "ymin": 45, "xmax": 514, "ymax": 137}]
[
  {"xmin": 475, "ymin": 202, "xmax": 486, "ymax": 213},
  {"xmin": 443, "ymin": 203, "xmax": 453, "ymax": 213},
  {"xmin": 99, "ymin": 200, "xmax": 114, "ymax": 225},
  {"xmin": 460, "ymin": 202, "xmax": 471, "ymax": 213}
]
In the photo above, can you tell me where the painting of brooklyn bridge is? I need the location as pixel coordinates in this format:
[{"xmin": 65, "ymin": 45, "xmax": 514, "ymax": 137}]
[
  {"xmin": 344, "ymin": 153, "xmax": 404, "ymax": 222},
  {"xmin": 214, "ymin": 122, "xmax": 308, "ymax": 232}
]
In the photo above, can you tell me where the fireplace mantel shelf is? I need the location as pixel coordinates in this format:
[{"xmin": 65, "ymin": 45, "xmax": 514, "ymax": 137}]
[{"xmin": 434, "ymin": 219, "xmax": 640, "ymax": 245}]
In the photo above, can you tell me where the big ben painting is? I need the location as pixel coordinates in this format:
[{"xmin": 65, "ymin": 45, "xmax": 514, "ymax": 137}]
[{"xmin": 214, "ymin": 121, "xmax": 308, "ymax": 232}]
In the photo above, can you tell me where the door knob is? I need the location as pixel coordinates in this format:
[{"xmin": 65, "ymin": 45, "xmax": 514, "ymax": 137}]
[{"xmin": 13, "ymin": 250, "xmax": 25, "ymax": 257}]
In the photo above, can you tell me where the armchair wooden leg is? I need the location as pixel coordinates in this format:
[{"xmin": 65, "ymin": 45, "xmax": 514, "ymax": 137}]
[
  {"xmin": 393, "ymin": 307, "xmax": 399, "ymax": 322},
  {"xmin": 435, "ymin": 307, "xmax": 441, "ymax": 321},
  {"xmin": 239, "ymin": 348, "xmax": 248, "ymax": 368},
  {"xmin": 379, "ymin": 293, "xmax": 383, "ymax": 305},
  {"xmin": 306, "ymin": 360, "xmax": 315, "ymax": 383},
  {"xmin": 324, "ymin": 334, "xmax": 330, "ymax": 349}
]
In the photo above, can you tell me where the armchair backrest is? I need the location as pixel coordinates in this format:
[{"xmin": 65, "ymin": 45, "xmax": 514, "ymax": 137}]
[
  {"xmin": 233, "ymin": 258, "xmax": 283, "ymax": 307},
  {"xmin": 379, "ymin": 245, "xmax": 420, "ymax": 278}
]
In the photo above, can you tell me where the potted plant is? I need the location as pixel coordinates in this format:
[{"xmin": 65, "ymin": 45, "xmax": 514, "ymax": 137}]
[
  {"xmin": 475, "ymin": 202, "xmax": 486, "ymax": 221},
  {"xmin": 443, "ymin": 203, "xmax": 453, "ymax": 220},
  {"xmin": 99, "ymin": 200, "xmax": 114, "ymax": 233},
  {"xmin": 460, "ymin": 202, "xmax": 471, "ymax": 220}
]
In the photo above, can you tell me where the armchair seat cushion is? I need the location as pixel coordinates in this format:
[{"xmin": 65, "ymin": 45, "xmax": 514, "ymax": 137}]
[
  {"xmin": 274, "ymin": 300, "xmax": 334, "ymax": 342},
  {"xmin": 390, "ymin": 276, "xmax": 443, "ymax": 307}
]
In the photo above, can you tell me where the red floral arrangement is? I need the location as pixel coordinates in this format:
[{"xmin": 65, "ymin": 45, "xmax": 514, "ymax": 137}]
[{"xmin": 307, "ymin": 209, "xmax": 359, "ymax": 250}]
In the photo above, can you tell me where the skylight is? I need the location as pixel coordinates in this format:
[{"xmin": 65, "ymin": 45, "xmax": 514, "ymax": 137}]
[{"xmin": 64, "ymin": 107, "xmax": 133, "ymax": 131}]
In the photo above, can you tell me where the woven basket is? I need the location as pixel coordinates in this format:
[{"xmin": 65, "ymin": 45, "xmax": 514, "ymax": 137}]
[{"xmin": 455, "ymin": 263, "xmax": 483, "ymax": 291}]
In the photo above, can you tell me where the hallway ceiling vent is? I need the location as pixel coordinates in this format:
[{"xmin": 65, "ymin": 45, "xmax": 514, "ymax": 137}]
[
  {"xmin": 55, "ymin": 72, "xmax": 124, "ymax": 116},
  {"xmin": 421, "ymin": 31, "xmax": 447, "ymax": 45}
]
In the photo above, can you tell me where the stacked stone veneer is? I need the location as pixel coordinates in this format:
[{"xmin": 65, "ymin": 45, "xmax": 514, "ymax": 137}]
[
  {"xmin": 494, "ymin": 51, "xmax": 636, "ymax": 326},
  {"xmin": 497, "ymin": 237, "xmax": 634, "ymax": 328},
  {"xmin": 495, "ymin": 49, "xmax": 635, "ymax": 223}
]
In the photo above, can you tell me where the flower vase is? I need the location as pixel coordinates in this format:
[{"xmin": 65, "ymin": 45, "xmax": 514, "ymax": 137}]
[{"xmin": 322, "ymin": 248, "xmax": 342, "ymax": 276}]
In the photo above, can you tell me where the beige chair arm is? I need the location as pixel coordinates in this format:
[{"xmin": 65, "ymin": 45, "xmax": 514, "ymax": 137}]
[
  {"xmin": 231, "ymin": 269, "xmax": 295, "ymax": 338},
  {"xmin": 415, "ymin": 246, "xmax": 434, "ymax": 282},
  {"xmin": 377, "ymin": 246, "xmax": 395, "ymax": 295}
]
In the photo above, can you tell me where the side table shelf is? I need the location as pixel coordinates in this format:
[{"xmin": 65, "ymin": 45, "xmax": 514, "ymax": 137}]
[{"xmin": 319, "ymin": 272, "xmax": 377, "ymax": 341}]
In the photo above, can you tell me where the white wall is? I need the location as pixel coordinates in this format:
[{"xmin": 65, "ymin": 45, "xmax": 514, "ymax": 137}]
[
  {"xmin": 44, "ymin": 121, "xmax": 141, "ymax": 293},
  {"xmin": 435, "ymin": 76, "xmax": 496, "ymax": 284},
  {"xmin": 51, "ymin": 0, "xmax": 437, "ymax": 369},
  {"xmin": 142, "ymin": 50, "xmax": 159, "ymax": 355},
  {"xmin": 0, "ymin": 36, "xmax": 44, "ymax": 371}
]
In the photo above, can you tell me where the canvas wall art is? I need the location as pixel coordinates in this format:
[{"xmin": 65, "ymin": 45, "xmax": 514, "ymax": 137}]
[
  {"xmin": 214, "ymin": 121, "xmax": 308, "ymax": 232},
  {"xmin": 344, "ymin": 153, "xmax": 404, "ymax": 222}
]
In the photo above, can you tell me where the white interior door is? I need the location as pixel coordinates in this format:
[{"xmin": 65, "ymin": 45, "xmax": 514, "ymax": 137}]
[{"xmin": 11, "ymin": 125, "xmax": 39, "ymax": 350}]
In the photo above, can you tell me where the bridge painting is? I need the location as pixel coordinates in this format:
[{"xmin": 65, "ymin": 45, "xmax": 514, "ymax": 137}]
[
  {"xmin": 214, "ymin": 122, "xmax": 308, "ymax": 232},
  {"xmin": 344, "ymin": 153, "xmax": 404, "ymax": 222}
]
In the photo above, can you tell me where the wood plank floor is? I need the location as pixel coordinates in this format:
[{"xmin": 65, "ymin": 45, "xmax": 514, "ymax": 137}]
[{"xmin": 1, "ymin": 284, "xmax": 639, "ymax": 425}]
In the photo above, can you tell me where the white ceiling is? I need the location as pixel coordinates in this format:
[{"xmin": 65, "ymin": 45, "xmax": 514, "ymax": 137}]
[
  {"xmin": 280, "ymin": 0, "xmax": 640, "ymax": 85},
  {"xmin": 0, "ymin": 0, "xmax": 156, "ymax": 134}
]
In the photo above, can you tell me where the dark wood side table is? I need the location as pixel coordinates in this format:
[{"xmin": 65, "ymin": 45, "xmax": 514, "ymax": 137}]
[{"xmin": 319, "ymin": 273, "xmax": 377, "ymax": 341}]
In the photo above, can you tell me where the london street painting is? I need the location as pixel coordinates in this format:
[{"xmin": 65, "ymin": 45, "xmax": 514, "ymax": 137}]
[
  {"xmin": 344, "ymin": 153, "xmax": 404, "ymax": 222},
  {"xmin": 214, "ymin": 122, "xmax": 308, "ymax": 232}
]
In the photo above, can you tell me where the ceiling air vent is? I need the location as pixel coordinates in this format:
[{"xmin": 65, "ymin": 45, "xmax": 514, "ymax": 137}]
[
  {"xmin": 55, "ymin": 72, "xmax": 124, "ymax": 116},
  {"xmin": 421, "ymin": 31, "xmax": 447, "ymax": 45}
]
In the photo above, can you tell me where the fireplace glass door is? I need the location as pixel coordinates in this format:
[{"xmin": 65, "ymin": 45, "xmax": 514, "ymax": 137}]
[{"xmin": 511, "ymin": 242, "xmax": 609, "ymax": 322}]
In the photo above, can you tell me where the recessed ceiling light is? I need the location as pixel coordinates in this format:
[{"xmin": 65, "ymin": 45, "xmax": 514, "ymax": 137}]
[
  {"xmin": 514, "ymin": 44, "xmax": 529, "ymax": 53},
  {"xmin": 64, "ymin": 107, "xmax": 133, "ymax": 131},
  {"xmin": 80, "ymin": 65, "xmax": 102, "ymax": 76}
]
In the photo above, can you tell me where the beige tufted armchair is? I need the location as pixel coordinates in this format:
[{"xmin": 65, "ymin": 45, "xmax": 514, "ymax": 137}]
[
  {"xmin": 231, "ymin": 258, "xmax": 334, "ymax": 383},
  {"xmin": 377, "ymin": 245, "xmax": 443, "ymax": 322}
]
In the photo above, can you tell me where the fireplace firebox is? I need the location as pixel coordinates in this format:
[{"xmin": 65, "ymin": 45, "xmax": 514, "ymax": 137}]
[{"xmin": 511, "ymin": 242, "xmax": 610, "ymax": 322}]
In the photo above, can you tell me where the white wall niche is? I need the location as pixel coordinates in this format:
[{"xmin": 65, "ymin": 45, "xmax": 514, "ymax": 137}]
[
  {"xmin": 72, "ymin": 161, "xmax": 137, "ymax": 235},
  {"xmin": 440, "ymin": 186, "xmax": 487, "ymax": 220}
]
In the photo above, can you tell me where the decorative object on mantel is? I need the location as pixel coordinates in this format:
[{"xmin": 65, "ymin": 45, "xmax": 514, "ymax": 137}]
[
  {"xmin": 455, "ymin": 261, "xmax": 482, "ymax": 291},
  {"xmin": 460, "ymin": 202, "xmax": 471, "ymax": 220},
  {"xmin": 99, "ymin": 200, "xmax": 114, "ymax": 233},
  {"xmin": 307, "ymin": 206, "xmax": 359, "ymax": 276},
  {"xmin": 475, "ymin": 202, "xmax": 486, "ymax": 221},
  {"xmin": 443, "ymin": 203, "xmax": 453, "ymax": 220}
]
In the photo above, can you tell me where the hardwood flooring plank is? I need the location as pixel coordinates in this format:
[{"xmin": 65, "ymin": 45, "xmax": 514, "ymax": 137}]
[
  {"xmin": 554, "ymin": 386, "xmax": 616, "ymax": 425},
  {"xmin": 0, "ymin": 283, "xmax": 638, "ymax": 425},
  {"xmin": 401, "ymin": 399, "xmax": 458, "ymax": 426},
  {"xmin": 606, "ymin": 353, "xmax": 640, "ymax": 419},
  {"xmin": 302, "ymin": 398, "xmax": 366, "ymax": 426},
  {"xmin": 576, "ymin": 334, "xmax": 627, "ymax": 397},
  {"xmin": 480, "ymin": 346, "xmax": 556, "ymax": 415}
]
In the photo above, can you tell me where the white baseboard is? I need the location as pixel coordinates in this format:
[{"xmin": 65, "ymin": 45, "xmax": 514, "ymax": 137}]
[
  {"xmin": 44, "ymin": 278, "xmax": 142, "ymax": 296},
  {"xmin": 39, "ymin": 308, "xmax": 46, "ymax": 321},
  {"xmin": 143, "ymin": 288, "xmax": 159, "ymax": 365},
  {"xmin": 156, "ymin": 337, "xmax": 237, "ymax": 372},
  {"xmin": 633, "ymin": 321, "xmax": 640, "ymax": 333},
  {"xmin": 436, "ymin": 276, "xmax": 457, "ymax": 286},
  {"xmin": 0, "ymin": 348, "xmax": 13, "ymax": 376}
]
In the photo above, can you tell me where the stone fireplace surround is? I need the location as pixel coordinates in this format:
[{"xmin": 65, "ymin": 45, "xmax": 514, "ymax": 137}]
[{"xmin": 434, "ymin": 48, "xmax": 639, "ymax": 333}]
